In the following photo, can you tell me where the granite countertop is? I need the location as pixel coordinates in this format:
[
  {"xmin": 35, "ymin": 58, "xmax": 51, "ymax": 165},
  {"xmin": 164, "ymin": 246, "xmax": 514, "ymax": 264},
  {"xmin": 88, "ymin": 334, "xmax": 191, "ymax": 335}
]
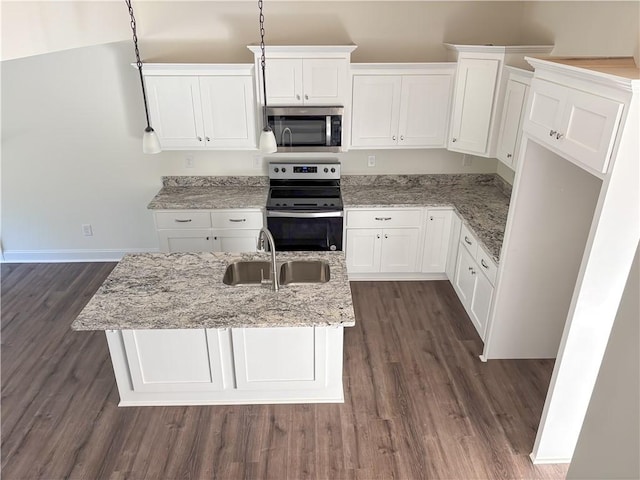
[
  {"xmin": 341, "ymin": 175, "xmax": 511, "ymax": 262},
  {"xmin": 147, "ymin": 174, "xmax": 511, "ymax": 263},
  {"xmin": 72, "ymin": 251, "xmax": 355, "ymax": 331}
]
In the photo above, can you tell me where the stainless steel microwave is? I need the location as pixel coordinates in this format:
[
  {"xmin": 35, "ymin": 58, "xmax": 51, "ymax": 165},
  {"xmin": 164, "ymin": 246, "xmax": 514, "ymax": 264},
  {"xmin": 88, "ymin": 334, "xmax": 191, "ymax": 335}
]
[{"xmin": 266, "ymin": 106, "xmax": 343, "ymax": 153}]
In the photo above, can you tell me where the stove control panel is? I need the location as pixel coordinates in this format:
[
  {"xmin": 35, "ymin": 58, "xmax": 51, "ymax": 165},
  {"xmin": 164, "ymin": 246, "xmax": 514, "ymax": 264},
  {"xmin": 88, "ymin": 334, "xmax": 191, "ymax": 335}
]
[{"xmin": 269, "ymin": 162, "xmax": 340, "ymax": 180}]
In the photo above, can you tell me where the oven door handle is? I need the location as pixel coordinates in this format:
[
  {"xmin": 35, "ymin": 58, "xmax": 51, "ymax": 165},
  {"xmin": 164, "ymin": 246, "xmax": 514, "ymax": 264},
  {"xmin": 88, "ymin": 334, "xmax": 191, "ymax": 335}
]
[{"xmin": 267, "ymin": 210, "xmax": 344, "ymax": 218}]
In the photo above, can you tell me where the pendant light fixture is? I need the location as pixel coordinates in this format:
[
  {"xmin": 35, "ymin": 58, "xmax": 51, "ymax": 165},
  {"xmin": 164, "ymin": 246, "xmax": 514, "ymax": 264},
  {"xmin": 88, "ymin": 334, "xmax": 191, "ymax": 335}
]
[
  {"xmin": 125, "ymin": 0, "xmax": 161, "ymax": 154},
  {"xmin": 257, "ymin": 0, "xmax": 277, "ymax": 154}
]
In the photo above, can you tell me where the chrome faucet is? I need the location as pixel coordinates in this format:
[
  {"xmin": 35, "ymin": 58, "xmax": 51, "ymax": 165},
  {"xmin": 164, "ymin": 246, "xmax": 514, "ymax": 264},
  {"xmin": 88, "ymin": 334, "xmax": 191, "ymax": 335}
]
[{"xmin": 257, "ymin": 227, "xmax": 279, "ymax": 292}]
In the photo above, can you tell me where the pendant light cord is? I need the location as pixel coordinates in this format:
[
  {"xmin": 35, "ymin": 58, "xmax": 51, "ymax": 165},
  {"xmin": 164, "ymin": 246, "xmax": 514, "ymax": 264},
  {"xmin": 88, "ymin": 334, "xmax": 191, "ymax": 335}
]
[
  {"xmin": 258, "ymin": 0, "xmax": 269, "ymax": 129},
  {"xmin": 126, "ymin": 0, "xmax": 152, "ymax": 131}
]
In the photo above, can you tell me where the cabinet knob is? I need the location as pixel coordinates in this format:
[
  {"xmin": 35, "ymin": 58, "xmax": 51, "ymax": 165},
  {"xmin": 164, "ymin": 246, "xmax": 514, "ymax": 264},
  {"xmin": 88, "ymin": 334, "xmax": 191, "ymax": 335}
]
[
  {"xmin": 471, "ymin": 269, "xmax": 476, "ymax": 276},
  {"xmin": 206, "ymin": 236, "xmax": 210, "ymax": 240},
  {"xmin": 468, "ymin": 266, "xmax": 474, "ymax": 271},
  {"xmin": 507, "ymin": 153, "xmax": 512, "ymax": 158},
  {"xmin": 214, "ymin": 236, "xmax": 218, "ymax": 240},
  {"xmin": 305, "ymin": 94, "xmax": 309, "ymax": 100},
  {"xmin": 430, "ymin": 216, "xmax": 434, "ymax": 221},
  {"xmin": 376, "ymin": 234, "xmax": 381, "ymax": 239},
  {"xmin": 296, "ymin": 94, "xmax": 301, "ymax": 100},
  {"xmin": 400, "ymin": 135, "xmax": 404, "ymax": 141},
  {"xmin": 392, "ymin": 135, "xmax": 397, "ymax": 141},
  {"xmin": 452, "ymin": 138, "xmax": 457, "ymax": 143},
  {"xmin": 197, "ymin": 136, "xmax": 203, "ymax": 142},
  {"xmin": 384, "ymin": 234, "xmax": 388, "ymax": 239},
  {"xmin": 549, "ymin": 130, "xmax": 556, "ymax": 137},
  {"xmin": 205, "ymin": 136, "xmax": 210, "ymax": 142},
  {"xmin": 556, "ymin": 132, "xmax": 564, "ymax": 140}
]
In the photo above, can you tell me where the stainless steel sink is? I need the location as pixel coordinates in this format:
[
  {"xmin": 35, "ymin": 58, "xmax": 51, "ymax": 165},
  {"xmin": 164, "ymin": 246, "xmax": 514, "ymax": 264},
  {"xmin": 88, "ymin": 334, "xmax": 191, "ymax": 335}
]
[
  {"xmin": 279, "ymin": 260, "xmax": 330, "ymax": 285},
  {"xmin": 222, "ymin": 261, "xmax": 273, "ymax": 286}
]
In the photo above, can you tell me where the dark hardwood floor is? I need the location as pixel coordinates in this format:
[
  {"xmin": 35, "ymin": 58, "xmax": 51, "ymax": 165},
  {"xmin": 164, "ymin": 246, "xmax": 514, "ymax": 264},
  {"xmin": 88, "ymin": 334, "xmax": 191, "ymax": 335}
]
[{"xmin": 1, "ymin": 263, "xmax": 568, "ymax": 479}]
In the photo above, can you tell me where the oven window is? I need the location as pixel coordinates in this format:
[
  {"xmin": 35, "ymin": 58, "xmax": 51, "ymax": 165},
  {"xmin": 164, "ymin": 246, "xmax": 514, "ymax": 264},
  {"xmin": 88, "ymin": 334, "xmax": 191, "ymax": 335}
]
[
  {"xmin": 270, "ymin": 116, "xmax": 327, "ymax": 147},
  {"xmin": 267, "ymin": 216, "xmax": 343, "ymax": 251}
]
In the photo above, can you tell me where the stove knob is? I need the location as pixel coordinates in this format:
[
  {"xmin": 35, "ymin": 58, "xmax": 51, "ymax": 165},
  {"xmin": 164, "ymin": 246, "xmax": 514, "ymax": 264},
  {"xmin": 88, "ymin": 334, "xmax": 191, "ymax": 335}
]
[
  {"xmin": 274, "ymin": 167, "xmax": 279, "ymax": 173},
  {"xmin": 324, "ymin": 167, "xmax": 329, "ymax": 173},
  {"xmin": 331, "ymin": 167, "xmax": 336, "ymax": 173},
  {"xmin": 281, "ymin": 167, "xmax": 287, "ymax": 173}
]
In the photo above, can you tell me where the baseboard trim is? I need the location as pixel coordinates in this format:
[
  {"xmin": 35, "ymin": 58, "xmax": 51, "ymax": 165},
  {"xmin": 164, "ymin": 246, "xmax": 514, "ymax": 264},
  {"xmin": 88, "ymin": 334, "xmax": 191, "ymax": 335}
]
[
  {"xmin": 348, "ymin": 272, "xmax": 449, "ymax": 281},
  {"xmin": 529, "ymin": 452, "xmax": 571, "ymax": 465},
  {"xmin": 1, "ymin": 248, "xmax": 160, "ymax": 263}
]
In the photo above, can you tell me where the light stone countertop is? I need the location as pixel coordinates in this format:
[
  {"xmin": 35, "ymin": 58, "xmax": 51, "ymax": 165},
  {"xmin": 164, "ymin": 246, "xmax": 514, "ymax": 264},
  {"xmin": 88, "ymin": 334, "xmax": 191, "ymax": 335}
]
[
  {"xmin": 71, "ymin": 251, "xmax": 355, "ymax": 331},
  {"xmin": 147, "ymin": 174, "xmax": 511, "ymax": 263}
]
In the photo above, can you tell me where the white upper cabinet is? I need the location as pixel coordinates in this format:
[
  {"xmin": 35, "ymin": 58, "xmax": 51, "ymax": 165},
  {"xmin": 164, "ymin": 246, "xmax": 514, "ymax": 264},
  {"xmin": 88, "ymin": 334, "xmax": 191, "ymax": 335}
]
[
  {"xmin": 350, "ymin": 64, "xmax": 455, "ymax": 149},
  {"xmin": 524, "ymin": 75, "xmax": 624, "ymax": 174},
  {"xmin": 143, "ymin": 64, "xmax": 258, "ymax": 150},
  {"xmin": 444, "ymin": 44, "xmax": 553, "ymax": 157},
  {"xmin": 449, "ymin": 57, "xmax": 500, "ymax": 154},
  {"xmin": 496, "ymin": 69, "xmax": 532, "ymax": 170},
  {"xmin": 249, "ymin": 46, "xmax": 356, "ymax": 107}
]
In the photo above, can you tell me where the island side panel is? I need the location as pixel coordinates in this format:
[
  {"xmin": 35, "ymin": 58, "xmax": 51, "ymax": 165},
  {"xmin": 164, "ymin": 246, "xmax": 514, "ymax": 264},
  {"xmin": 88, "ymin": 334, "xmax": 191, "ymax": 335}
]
[{"xmin": 105, "ymin": 326, "xmax": 344, "ymax": 406}]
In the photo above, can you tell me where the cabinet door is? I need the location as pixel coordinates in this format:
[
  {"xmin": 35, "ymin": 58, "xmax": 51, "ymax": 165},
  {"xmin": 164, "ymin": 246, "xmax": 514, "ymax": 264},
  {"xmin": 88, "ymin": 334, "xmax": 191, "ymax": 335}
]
[
  {"xmin": 121, "ymin": 329, "xmax": 225, "ymax": 392},
  {"xmin": 524, "ymin": 78, "xmax": 566, "ymax": 146},
  {"xmin": 470, "ymin": 270, "xmax": 493, "ymax": 340},
  {"xmin": 302, "ymin": 58, "xmax": 347, "ymax": 105},
  {"xmin": 558, "ymin": 89, "xmax": 623, "ymax": 173},
  {"xmin": 145, "ymin": 76, "xmax": 205, "ymax": 149},
  {"xmin": 421, "ymin": 209, "xmax": 453, "ymax": 273},
  {"xmin": 398, "ymin": 74, "xmax": 453, "ymax": 147},
  {"xmin": 157, "ymin": 229, "xmax": 214, "ymax": 253},
  {"xmin": 496, "ymin": 79, "xmax": 528, "ymax": 169},
  {"xmin": 453, "ymin": 245, "xmax": 475, "ymax": 309},
  {"xmin": 445, "ymin": 211, "xmax": 462, "ymax": 281},
  {"xmin": 380, "ymin": 228, "xmax": 420, "ymax": 273},
  {"xmin": 265, "ymin": 58, "xmax": 303, "ymax": 105},
  {"xmin": 448, "ymin": 58, "xmax": 500, "ymax": 155},
  {"xmin": 350, "ymin": 76, "xmax": 402, "ymax": 147},
  {"xmin": 231, "ymin": 327, "xmax": 327, "ymax": 390},
  {"xmin": 200, "ymin": 76, "xmax": 257, "ymax": 149},
  {"xmin": 346, "ymin": 228, "xmax": 382, "ymax": 273},
  {"xmin": 212, "ymin": 229, "xmax": 260, "ymax": 253}
]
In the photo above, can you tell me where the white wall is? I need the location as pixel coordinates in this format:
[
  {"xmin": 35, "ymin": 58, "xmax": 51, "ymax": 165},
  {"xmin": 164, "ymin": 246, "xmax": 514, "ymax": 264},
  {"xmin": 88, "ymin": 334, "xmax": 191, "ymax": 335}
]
[
  {"xmin": 566, "ymin": 245, "xmax": 639, "ymax": 480},
  {"xmin": 1, "ymin": 1, "xmax": 638, "ymax": 260}
]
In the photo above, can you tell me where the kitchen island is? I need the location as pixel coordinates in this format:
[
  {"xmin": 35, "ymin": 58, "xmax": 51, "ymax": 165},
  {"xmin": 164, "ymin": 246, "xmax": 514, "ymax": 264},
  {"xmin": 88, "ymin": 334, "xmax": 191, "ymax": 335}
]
[{"xmin": 72, "ymin": 251, "xmax": 354, "ymax": 406}]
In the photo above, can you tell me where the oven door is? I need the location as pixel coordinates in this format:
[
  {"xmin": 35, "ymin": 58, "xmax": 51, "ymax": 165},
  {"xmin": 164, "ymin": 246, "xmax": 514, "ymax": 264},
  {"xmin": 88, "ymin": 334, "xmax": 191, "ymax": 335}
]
[{"xmin": 266, "ymin": 211, "xmax": 343, "ymax": 251}]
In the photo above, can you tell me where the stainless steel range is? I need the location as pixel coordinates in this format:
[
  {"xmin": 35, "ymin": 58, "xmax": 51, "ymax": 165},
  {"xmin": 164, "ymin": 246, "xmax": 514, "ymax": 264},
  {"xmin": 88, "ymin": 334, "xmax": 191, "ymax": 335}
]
[{"xmin": 266, "ymin": 161, "xmax": 343, "ymax": 251}]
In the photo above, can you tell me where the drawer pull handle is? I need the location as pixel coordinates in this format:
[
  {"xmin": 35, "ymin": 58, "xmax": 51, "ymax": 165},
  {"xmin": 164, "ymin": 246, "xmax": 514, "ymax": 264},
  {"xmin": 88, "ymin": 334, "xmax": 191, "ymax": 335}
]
[
  {"xmin": 175, "ymin": 219, "xmax": 192, "ymax": 223},
  {"xmin": 464, "ymin": 236, "xmax": 472, "ymax": 245},
  {"xmin": 374, "ymin": 217, "xmax": 392, "ymax": 221},
  {"xmin": 481, "ymin": 259, "xmax": 489, "ymax": 269},
  {"xmin": 468, "ymin": 266, "xmax": 473, "ymax": 271},
  {"xmin": 452, "ymin": 138, "xmax": 457, "ymax": 142},
  {"xmin": 229, "ymin": 218, "xmax": 246, "ymax": 223},
  {"xmin": 506, "ymin": 153, "xmax": 512, "ymax": 158},
  {"xmin": 470, "ymin": 269, "xmax": 476, "ymax": 276}
]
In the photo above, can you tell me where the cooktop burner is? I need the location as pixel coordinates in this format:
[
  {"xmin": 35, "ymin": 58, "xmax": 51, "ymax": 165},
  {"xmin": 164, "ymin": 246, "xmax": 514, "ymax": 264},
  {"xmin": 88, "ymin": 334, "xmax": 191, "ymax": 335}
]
[{"xmin": 267, "ymin": 161, "xmax": 343, "ymax": 211}]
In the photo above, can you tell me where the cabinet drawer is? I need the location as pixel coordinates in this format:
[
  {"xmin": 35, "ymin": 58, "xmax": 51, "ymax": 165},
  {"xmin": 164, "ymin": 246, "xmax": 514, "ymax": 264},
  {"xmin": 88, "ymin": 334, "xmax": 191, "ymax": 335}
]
[
  {"xmin": 459, "ymin": 223, "xmax": 478, "ymax": 257},
  {"xmin": 346, "ymin": 209, "xmax": 422, "ymax": 228},
  {"xmin": 211, "ymin": 210, "xmax": 263, "ymax": 229},
  {"xmin": 155, "ymin": 211, "xmax": 212, "ymax": 229},
  {"xmin": 476, "ymin": 246, "xmax": 497, "ymax": 285}
]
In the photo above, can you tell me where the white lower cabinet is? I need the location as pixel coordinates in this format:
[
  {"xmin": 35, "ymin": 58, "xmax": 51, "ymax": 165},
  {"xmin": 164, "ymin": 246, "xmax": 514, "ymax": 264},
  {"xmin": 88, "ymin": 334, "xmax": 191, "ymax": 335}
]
[
  {"xmin": 421, "ymin": 208, "xmax": 453, "ymax": 273},
  {"xmin": 154, "ymin": 208, "xmax": 264, "ymax": 253},
  {"xmin": 106, "ymin": 325, "xmax": 344, "ymax": 406},
  {"xmin": 345, "ymin": 208, "xmax": 422, "ymax": 276},
  {"xmin": 452, "ymin": 224, "xmax": 497, "ymax": 340}
]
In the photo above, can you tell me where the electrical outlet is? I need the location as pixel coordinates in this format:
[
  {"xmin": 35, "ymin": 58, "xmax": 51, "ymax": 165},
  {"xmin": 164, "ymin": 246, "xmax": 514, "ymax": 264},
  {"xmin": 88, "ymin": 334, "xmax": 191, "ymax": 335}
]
[
  {"xmin": 185, "ymin": 155, "xmax": 194, "ymax": 168},
  {"xmin": 82, "ymin": 224, "xmax": 93, "ymax": 237},
  {"xmin": 367, "ymin": 155, "xmax": 376, "ymax": 167},
  {"xmin": 253, "ymin": 155, "xmax": 262, "ymax": 169},
  {"xmin": 462, "ymin": 154, "xmax": 473, "ymax": 166}
]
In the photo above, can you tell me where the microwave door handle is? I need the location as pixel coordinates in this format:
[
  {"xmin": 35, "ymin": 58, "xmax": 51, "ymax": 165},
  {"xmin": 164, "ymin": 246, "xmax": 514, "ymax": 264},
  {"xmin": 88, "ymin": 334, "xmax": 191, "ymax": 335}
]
[
  {"xmin": 326, "ymin": 116, "xmax": 331, "ymax": 146},
  {"xmin": 282, "ymin": 127, "xmax": 292, "ymax": 147}
]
